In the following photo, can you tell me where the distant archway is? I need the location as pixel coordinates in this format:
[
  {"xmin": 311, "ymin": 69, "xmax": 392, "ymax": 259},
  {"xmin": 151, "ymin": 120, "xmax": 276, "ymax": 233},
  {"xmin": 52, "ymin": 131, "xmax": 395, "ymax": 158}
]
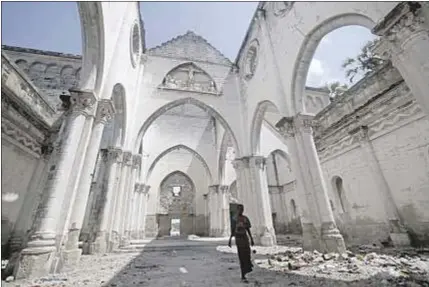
[{"xmin": 146, "ymin": 144, "xmax": 213, "ymax": 184}]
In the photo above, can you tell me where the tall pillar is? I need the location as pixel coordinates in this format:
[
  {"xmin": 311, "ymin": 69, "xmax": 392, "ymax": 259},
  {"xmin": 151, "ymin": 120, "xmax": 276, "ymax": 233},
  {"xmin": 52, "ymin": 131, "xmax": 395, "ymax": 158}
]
[
  {"xmin": 220, "ymin": 185, "xmax": 231, "ymax": 237},
  {"xmin": 232, "ymin": 156, "xmax": 276, "ymax": 246},
  {"xmin": 133, "ymin": 183, "xmax": 143, "ymax": 239},
  {"xmin": 110, "ymin": 152, "xmax": 132, "ymax": 249},
  {"xmin": 353, "ymin": 126, "xmax": 410, "ymax": 246},
  {"xmin": 93, "ymin": 148, "xmax": 122, "ymax": 254},
  {"xmin": 119, "ymin": 152, "xmax": 133, "ymax": 246},
  {"xmin": 139, "ymin": 185, "xmax": 150, "ymax": 238},
  {"xmin": 373, "ymin": 2, "xmax": 429, "ymax": 114},
  {"xmin": 276, "ymin": 114, "xmax": 346, "ymax": 253},
  {"xmin": 203, "ymin": 194, "xmax": 209, "ymax": 236},
  {"xmin": 126, "ymin": 155, "xmax": 142, "ymax": 240},
  {"xmin": 15, "ymin": 90, "xmax": 96, "ymax": 279},
  {"xmin": 62, "ymin": 99, "xmax": 115, "ymax": 266},
  {"xmin": 208, "ymin": 185, "xmax": 220, "ymax": 236}
]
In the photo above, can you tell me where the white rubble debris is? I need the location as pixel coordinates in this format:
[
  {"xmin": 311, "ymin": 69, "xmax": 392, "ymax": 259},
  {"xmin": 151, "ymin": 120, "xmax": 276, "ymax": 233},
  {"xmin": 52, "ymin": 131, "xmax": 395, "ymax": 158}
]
[{"xmin": 217, "ymin": 245, "xmax": 429, "ymax": 282}]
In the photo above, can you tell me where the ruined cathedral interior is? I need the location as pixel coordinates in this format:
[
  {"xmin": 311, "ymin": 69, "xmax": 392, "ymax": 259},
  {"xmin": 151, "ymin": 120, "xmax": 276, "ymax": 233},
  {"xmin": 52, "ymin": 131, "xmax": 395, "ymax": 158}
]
[{"xmin": 1, "ymin": 1, "xmax": 429, "ymax": 285}]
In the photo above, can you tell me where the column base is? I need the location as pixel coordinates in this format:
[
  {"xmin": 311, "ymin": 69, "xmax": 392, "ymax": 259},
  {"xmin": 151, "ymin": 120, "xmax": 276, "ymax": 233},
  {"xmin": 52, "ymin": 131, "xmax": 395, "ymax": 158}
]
[
  {"xmin": 302, "ymin": 223, "xmax": 322, "ymax": 251},
  {"xmin": 119, "ymin": 232, "xmax": 130, "ymax": 248},
  {"xmin": 64, "ymin": 228, "xmax": 80, "ymax": 250},
  {"xmin": 61, "ymin": 248, "xmax": 82, "ymax": 271},
  {"xmin": 260, "ymin": 229, "xmax": 277, "ymax": 246},
  {"xmin": 109, "ymin": 231, "xmax": 120, "ymax": 252},
  {"xmin": 389, "ymin": 219, "xmax": 411, "ymax": 247},
  {"xmin": 15, "ymin": 246, "xmax": 56, "ymax": 280},
  {"xmin": 92, "ymin": 232, "xmax": 108, "ymax": 254},
  {"xmin": 321, "ymin": 222, "xmax": 346, "ymax": 254},
  {"xmin": 390, "ymin": 233, "xmax": 411, "ymax": 247}
]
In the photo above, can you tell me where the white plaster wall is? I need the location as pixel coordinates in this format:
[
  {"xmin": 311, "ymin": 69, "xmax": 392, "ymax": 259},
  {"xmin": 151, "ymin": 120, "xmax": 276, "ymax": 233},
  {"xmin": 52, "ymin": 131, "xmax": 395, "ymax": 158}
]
[
  {"xmin": 371, "ymin": 115, "xmax": 429, "ymax": 242},
  {"xmin": 1, "ymin": 140, "xmax": 39, "ymax": 245},
  {"xmin": 259, "ymin": 122, "xmax": 289, "ymax": 157},
  {"xmin": 321, "ymin": 144, "xmax": 395, "ymax": 244}
]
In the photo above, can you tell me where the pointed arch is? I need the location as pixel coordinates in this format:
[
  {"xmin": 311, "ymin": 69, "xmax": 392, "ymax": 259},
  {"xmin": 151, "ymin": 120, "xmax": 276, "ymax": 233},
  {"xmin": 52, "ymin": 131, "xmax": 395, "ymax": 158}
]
[
  {"xmin": 291, "ymin": 13, "xmax": 375, "ymax": 114},
  {"xmin": 159, "ymin": 62, "xmax": 218, "ymax": 94},
  {"xmin": 134, "ymin": 97, "xmax": 241, "ymax": 156},
  {"xmin": 146, "ymin": 145, "xmax": 213, "ymax": 185},
  {"xmin": 160, "ymin": 170, "xmax": 195, "ymax": 191},
  {"xmin": 218, "ymin": 131, "xmax": 235, "ymax": 184},
  {"xmin": 250, "ymin": 100, "xmax": 281, "ymax": 155},
  {"xmin": 77, "ymin": 2, "xmax": 105, "ymax": 92}
]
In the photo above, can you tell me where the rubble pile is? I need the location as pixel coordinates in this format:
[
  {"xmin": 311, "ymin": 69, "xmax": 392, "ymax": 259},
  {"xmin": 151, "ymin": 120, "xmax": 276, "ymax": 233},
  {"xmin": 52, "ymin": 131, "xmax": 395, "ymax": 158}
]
[
  {"xmin": 217, "ymin": 245, "xmax": 429, "ymax": 283},
  {"xmin": 256, "ymin": 248, "xmax": 429, "ymax": 282}
]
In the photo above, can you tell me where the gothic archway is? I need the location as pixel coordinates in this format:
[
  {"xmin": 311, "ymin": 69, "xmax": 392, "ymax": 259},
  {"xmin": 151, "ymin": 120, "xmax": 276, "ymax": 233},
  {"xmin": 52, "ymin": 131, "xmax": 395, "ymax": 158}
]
[{"xmin": 157, "ymin": 171, "xmax": 196, "ymax": 237}]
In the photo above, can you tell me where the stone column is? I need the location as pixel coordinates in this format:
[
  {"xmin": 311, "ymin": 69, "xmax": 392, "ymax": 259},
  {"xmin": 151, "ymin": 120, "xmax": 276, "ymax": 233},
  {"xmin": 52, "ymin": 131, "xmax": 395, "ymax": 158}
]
[
  {"xmin": 15, "ymin": 90, "xmax": 96, "ymax": 279},
  {"xmin": 119, "ymin": 152, "xmax": 133, "ymax": 246},
  {"xmin": 92, "ymin": 148, "xmax": 122, "ymax": 254},
  {"xmin": 353, "ymin": 126, "xmax": 410, "ymax": 246},
  {"xmin": 276, "ymin": 114, "xmax": 346, "ymax": 253},
  {"xmin": 203, "ymin": 194, "xmax": 209, "ymax": 236},
  {"xmin": 208, "ymin": 185, "xmax": 219, "ymax": 236},
  {"xmin": 63, "ymin": 99, "xmax": 115, "ymax": 266},
  {"xmin": 110, "ymin": 152, "xmax": 132, "ymax": 249},
  {"xmin": 232, "ymin": 156, "xmax": 276, "ymax": 246},
  {"xmin": 139, "ymin": 185, "xmax": 150, "ymax": 238},
  {"xmin": 373, "ymin": 2, "xmax": 429, "ymax": 114},
  {"xmin": 220, "ymin": 185, "xmax": 231, "ymax": 237},
  {"xmin": 133, "ymin": 183, "xmax": 143, "ymax": 239},
  {"xmin": 126, "ymin": 155, "xmax": 142, "ymax": 240}
]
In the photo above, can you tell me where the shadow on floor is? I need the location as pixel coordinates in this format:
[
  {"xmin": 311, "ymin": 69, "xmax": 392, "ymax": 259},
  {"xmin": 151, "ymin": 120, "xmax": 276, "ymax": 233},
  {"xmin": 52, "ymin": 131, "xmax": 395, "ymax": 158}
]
[{"xmin": 101, "ymin": 237, "xmax": 429, "ymax": 287}]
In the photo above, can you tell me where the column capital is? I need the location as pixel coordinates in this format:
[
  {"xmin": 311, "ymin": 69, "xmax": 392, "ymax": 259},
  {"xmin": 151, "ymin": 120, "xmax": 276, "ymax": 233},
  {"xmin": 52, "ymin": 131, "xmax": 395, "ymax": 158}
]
[
  {"xmin": 132, "ymin": 154, "xmax": 142, "ymax": 169},
  {"xmin": 276, "ymin": 113, "xmax": 316, "ymax": 137},
  {"xmin": 203, "ymin": 193, "xmax": 208, "ymax": 200},
  {"xmin": 232, "ymin": 157, "xmax": 249, "ymax": 170},
  {"xmin": 372, "ymin": 2, "xmax": 427, "ymax": 58},
  {"xmin": 123, "ymin": 151, "xmax": 133, "ymax": 166},
  {"xmin": 95, "ymin": 99, "xmax": 115, "ymax": 124},
  {"xmin": 143, "ymin": 185, "xmax": 151, "ymax": 195},
  {"xmin": 220, "ymin": 185, "xmax": 230, "ymax": 193},
  {"xmin": 67, "ymin": 89, "xmax": 97, "ymax": 117},
  {"xmin": 249, "ymin": 155, "xmax": 266, "ymax": 170},
  {"xmin": 107, "ymin": 148, "xmax": 123, "ymax": 163},
  {"xmin": 208, "ymin": 185, "xmax": 220, "ymax": 194}
]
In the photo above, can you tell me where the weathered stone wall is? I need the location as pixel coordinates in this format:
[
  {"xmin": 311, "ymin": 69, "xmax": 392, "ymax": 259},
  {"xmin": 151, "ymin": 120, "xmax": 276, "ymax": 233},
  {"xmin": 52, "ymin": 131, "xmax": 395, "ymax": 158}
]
[
  {"xmin": 315, "ymin": 64, "xmax": 429, "ymax": 246},
  {"xmin": 2, "ymin": 46, "xmax": 81, "ymax": 110}
]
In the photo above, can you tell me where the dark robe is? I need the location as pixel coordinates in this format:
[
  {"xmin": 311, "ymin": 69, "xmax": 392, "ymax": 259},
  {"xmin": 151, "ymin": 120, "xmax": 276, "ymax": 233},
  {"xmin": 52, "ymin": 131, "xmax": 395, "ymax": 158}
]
[{"xmin": 231, "ymin": 215, "xmax": 253, "ymax": 276}]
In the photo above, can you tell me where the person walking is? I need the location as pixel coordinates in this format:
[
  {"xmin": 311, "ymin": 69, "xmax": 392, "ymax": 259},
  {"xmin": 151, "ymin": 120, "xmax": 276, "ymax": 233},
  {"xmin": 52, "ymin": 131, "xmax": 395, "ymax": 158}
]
[{"xmin": 228, "ymin": 204, "xmax": 254, "ymax": 283}]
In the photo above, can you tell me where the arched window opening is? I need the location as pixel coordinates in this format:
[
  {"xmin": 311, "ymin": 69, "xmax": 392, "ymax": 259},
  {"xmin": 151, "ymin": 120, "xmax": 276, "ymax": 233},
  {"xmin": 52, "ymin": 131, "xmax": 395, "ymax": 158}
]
[
  {"xmin": 291, "ymin": 199, "xmax": 297, "ymax": 219},
  {"xmin": 333, "ymin": 176, "xmax": 347, "ymax": 213}
]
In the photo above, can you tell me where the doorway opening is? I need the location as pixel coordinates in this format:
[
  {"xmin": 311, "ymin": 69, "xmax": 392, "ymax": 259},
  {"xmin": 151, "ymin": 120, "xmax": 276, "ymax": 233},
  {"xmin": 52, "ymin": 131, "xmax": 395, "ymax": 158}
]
[{"xmin": 170, "ymin": 218, "xmax": 180, "ymax": 237}]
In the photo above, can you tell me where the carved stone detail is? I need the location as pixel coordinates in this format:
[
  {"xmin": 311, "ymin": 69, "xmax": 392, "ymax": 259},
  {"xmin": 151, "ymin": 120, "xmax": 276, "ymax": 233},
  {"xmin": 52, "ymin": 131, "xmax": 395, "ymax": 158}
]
[
  {"xmin": 373, "ymin": 3, "xmax": 427, "ymax": 58},
  {"xmin": 1, "ymin": 117, "xmax": 43, "ymax": 155},
  {"xmin": 95, "ymin": 99, "xmax": 115, "ymax": 124},
  {"xmin": 271, "ymin": 2, "xmax": 294, "ymax": 17},
  {"xmin": 160, "ymin": 63, "xmax": 218, "ymax": 95},
  {"xmin": 68, "ymin": 89, "xmax": 97, "ymax": 117},
  {"xmin": 132, "ymin": 154, "xmax": 142, "ymax": 169},
  {"xmin": 243, "ymin": 40, "xmax": 259, "ymax": 80},
  {"xmin": 123, "ymin": 151, "xmax": 133, "ymax": 166},
  {"xmin": 232, "ymin": 157, "xmax": 250, "ymax": 170},
  {"xmin": 108, "ymin": 148, "xmax": 123, "ymax": 163},
  {"xmin": 250, "ymin": 156, "xmax": 266, "ymax": 170}
]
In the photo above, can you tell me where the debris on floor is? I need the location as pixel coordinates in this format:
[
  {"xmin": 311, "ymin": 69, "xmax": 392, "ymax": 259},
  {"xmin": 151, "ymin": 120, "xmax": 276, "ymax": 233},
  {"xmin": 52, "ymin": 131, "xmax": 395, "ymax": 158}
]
[{"xmin": 217, "ymin": 245, "xmax": 429, "ymax": 283}]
